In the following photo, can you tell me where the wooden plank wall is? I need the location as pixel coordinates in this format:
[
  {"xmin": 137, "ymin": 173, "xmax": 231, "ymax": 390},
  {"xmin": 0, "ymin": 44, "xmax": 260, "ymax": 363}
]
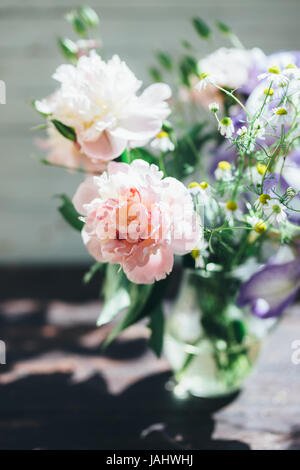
[{"xmin": 0, "ymin": 0, "xmax": 299, "ymax": 264}]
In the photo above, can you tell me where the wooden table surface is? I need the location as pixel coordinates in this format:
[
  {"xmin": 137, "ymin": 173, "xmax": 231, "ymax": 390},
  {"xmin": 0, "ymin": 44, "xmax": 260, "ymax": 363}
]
[{"xmin": 0, "ymin": 299, "xmax": 299, "ymax": 450}]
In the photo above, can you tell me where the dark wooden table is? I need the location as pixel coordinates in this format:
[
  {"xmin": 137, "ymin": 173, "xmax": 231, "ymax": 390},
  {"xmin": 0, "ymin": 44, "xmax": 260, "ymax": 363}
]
[{"xmin": 0, "ymin": 298, "xmax": 299, "ymax": 450}]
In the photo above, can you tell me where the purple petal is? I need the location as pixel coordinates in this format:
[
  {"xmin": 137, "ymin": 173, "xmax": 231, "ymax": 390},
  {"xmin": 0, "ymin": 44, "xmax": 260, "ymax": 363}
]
[{"xmin": 238, "ymin": 260, "xmax": 300, "ymax": 318}]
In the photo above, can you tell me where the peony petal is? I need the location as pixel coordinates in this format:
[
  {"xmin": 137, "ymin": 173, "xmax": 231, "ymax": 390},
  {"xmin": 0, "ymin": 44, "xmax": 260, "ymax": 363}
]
[
  {"xmin": 72, "ymin": 176, "xmax": 99, "ymax": 215},
  {"xmin": 80, "ymin": 131, "xmax": 127, "ymax": 161},
  {"xmin": 110, "ymin": 116, "xmax": 162, "ymax": 142},
  {"xmin": 124, "ymin": 245, "xmax": 174, "ymax": 284}
]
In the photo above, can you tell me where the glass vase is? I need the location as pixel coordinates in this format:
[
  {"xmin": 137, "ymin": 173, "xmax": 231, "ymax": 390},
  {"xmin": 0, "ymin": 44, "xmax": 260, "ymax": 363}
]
[{"xmin": 164, "ymin": 269, "xmax": 275, "ymax": 399}]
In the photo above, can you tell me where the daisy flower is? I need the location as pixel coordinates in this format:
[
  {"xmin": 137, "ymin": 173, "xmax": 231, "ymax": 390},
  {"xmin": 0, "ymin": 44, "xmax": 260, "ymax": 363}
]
[
  {"xmin": 150, "ymin": 131, "xmax": 175, "ymax": 153},
  {"xmin": 258, "ymin": 65, "xmax": 289, "ymax": 87},
  {"xmin": 264, "ymin": 201, "xmax": 287, "ymax": 225},
  {"xmin": 271, "ymin": 106, "xmax": 290, "ymax": 125},
  {"xmin": 191, "ymin": 238, "xmax": 209, "ymax": 269},
  {"xmin": 218, "ymin": 117, "xmax": 235, "ymax": 138},
  {"xmin": 195, "ymin": 72, "xmax": 214, "ymax": 91},
  {"xmin": 221, "ymin": 200, "xmax": 243, "ymax": 224},
  {"xmin": 188, "ymin": 181, "xmax": 211, "ymax": 204},
  {"xmin": 246, "ymin": 215, "xmax": 267, "ymax": 234},
  {"xmin": 215, "ymin": 161, "xmax": 233, "ymax": 181},
  {"xmin": 283, "ymin": 63, "xmax": 300, "ymax": 80},
  {"xmin": 208, "ymin": 102, "xmax": 220, "ymax": 113},
  {"xmin": 254, "ymin": 193, "xmax": 271, "ymax": 212}
]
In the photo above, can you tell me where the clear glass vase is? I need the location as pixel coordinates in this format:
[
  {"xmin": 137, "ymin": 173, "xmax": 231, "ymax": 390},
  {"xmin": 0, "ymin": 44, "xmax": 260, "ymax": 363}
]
[{"xmin": 164, "ymin": 269, "xmax": 275, "ymax": 399}]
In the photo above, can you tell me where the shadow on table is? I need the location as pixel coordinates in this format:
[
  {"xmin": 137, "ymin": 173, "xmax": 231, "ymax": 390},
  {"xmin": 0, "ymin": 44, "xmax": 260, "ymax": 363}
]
[{"xmin": 0, "ymin": 370, "xmax": 250, "ymax": 450}]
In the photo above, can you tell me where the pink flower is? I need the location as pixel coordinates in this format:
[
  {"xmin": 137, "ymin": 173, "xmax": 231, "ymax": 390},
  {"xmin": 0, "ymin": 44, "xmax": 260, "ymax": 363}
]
[
  {"xmin": 73, "ymin": 160, "xmax": 202, "ymax": 284},
  {"xmin": 36, "ymin": 124, "xmax": 107, "ymax": 174},
  {"xmin": 37, "ymin": 52, "xmax": 171, "ymax": 164}
]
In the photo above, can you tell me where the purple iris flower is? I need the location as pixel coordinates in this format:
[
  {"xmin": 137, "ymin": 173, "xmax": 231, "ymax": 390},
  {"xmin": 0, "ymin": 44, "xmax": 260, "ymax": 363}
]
[{"xmin": 237, "ymin": 259, "xmax": 300, "ymax": 318}]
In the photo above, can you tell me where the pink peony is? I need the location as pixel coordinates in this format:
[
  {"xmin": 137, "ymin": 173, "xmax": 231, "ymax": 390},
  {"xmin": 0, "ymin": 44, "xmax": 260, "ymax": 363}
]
[
  {"xmin": 36, "ymin": 52, "xmax": 171, "ymax": 164},
  {"xmin": 36, "ymin": 124, "xmax": 107, "ymax": 174},
  {"xmin": 73, "ymin": 159, "xmax": 202, "ymax": 284}
]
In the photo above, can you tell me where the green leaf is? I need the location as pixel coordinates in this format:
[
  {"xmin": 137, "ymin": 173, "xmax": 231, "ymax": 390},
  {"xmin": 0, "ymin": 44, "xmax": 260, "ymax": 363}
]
[
  {"xmin": 148, "ymin": 305, "xmax": 165, "ymax": 357},
  {"xmin": 97, "ymin": 286, "xmax": 130, "ymax": 327},
  {"xmin": 155, "ymin": 51, "xmax": 173, "ymax": 71},
  {"xmin": 216, "ymin": 21, "xmax": 231, "ymax": 35},
  {"xmin": 192, "ymin": 17, "xmax": 211, "ymax": 39},
  {"xmin": 72, "ymin": 16, "xmax": 88, "ymax": 36},
  {"xmin": 130, "ymin": 148, "xmax": 157, "ymax": 165},
  {"xmin": 51, "ymin": 119, "xmax": 76, "ymax": 142},
  {"xmin": 120, "ymin": 148, "xmax": 131, "ymax": 164},
  {"xmin": 56, "ymin": 194, "xmax": 83, "ymax": 231},
  {"xmin": 103, "ymin": 283, "xmax": 153, "ymax": 347},
  {"xmin": 149, "ymin": 66, "xmax": 163, "ymax": 82},
  {"xmin": 83, "ymin": 262, "xmax": 104, "ymax": 284},
  {"xmin": 57, "ymin": 37, "xmax": 78, "ymax": 63},
  {"xmin": 78, "ymin": 6, "xmax": 100, "ymax": 27}
]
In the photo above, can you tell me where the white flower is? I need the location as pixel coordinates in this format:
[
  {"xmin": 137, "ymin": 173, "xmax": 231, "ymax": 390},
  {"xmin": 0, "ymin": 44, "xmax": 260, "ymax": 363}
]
[
  {"xmin": 198, "ymin": 47, "xmax": 266, "ymax": 90},
  {"xmin": 221, "ymin": 200, "xmax": 243, "ymax": 224},
  {"xmin": 283, "ymin": 63, "xmax": 300, "ymax": 80},
  {"xmin": 218, "ymin": 117, "xmax": 234, "ymax": 138},
  {"xmin": 37, "ymin": 52, "xmax": 171, "ymax": 162},
  {"xmin": 215, "ymin": 161, "xmax": 233, "ymax": 181},
  {"xmin": 195, "ymin": 72, "xmax": 213, "ymax": 90},
  {"xmin": 208, "ymin": 102, "xmax": 219, "ymax": 113},
  {"xmin": 150, "ymin": 131, "xmax": 175, "ymax": 153},
  {"xmin": 264, "ymin": 201, "xmax": 287, "ymax": 225},
  {"xmin": 188, "ymin": 181, "xmax": 211, "ymax": 203},
  {"xmin": 254, "ymin": 193, "xmax": 272, "ymax": 212},
  {"xmin": 246, "ymin": 215, "xmax": 267, "ymax": 234},
  {"xmin": 271, "ymin": 106, "xmax": 290, "ymax": 125},
  {"xmin": 191, "ymin": 238, "xmax": 209, "ymax": 268},
  {"xmin": 258, "ymin": 65, "xmax": 289, "ymax": 87}
]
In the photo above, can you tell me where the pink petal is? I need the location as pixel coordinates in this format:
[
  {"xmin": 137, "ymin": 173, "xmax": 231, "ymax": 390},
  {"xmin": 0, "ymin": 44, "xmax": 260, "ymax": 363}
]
[
  {"xmin": 72, "ymin": 177, "xmax": 99, "ymax": 215},
  {"xmin": 86, "ymin": 237, "xmax": 104, "ymax": 262},
  {"xmin": 80, "ymin": 131, "xmax": 127, "ymax": 161},
  {"xmin": 124, "ymin": 245, "xmax": 174, "ymax": 284},
  {"xmin": 110, "ymin": 116, "xmax": 161, "ymax": 142}
]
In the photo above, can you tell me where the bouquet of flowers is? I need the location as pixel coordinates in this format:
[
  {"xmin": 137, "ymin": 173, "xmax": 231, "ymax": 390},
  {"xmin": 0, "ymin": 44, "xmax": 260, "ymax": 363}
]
[{"xmin": 33, "ymin": 7, "xmax": 300, "ymax": 397}]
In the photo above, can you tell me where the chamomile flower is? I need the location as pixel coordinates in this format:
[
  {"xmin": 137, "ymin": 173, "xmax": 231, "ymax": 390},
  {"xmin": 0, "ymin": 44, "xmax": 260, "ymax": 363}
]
[
  {"xmin": 264, "ymin": 201, "xmax": 287, "ymax": 225},
  {"xmin": 191, "ymin": 238, "xmax": 209, "ymax": 269},
  {"xmin": 271, "ymin": 106, "xmax": 290, "ymax": 125},
  {"xmin": 150, "ymin": 131, "xmax": 175, "ymax": 153},
  {"xmin": 188, "ymin": 181, "xmax": 211, "ymax": 204},
  {"xmin": 246, "ymin": 215, "xmax": 267, "ymax": 234},
  {"xmin": 195, "ymin": 72, "xmax": 214, "ymax": 91},
  {"xmin": 222, "ymin": 200, "xmax": 243, "ymax": 224},
  {"xmin": 283, "ymin": 63, "xmax": 300, "ymax": 80},
  {"xmin": 258, "ymin": 65, "xmax": 289, "ymax": 87},
  {"xmin": 208, "ymin": 102, "xmax": 220, "ymax": 113},
  {"xmin": 218, "ymin": 117, "xmax": 234, "ymax": 138},
  {"xmin": 215, "ymin": 161, "xmax": 233, "ymax": 181},
  {"xmin": 254, "ymin": 193, "xmax": 271, "ymax": 212},
  {"xmin": 263, "ymin": 86, "xmax": 275, "ymax": 102}
]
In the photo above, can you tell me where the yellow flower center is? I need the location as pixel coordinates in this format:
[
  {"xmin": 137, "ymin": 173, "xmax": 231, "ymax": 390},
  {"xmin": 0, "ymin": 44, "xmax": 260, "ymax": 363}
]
[
  {"xmin": 199, "ymin": 181, "xmax": 209, "ymax": 190},
  {"xmin": 218, "ymin": 161, "xmax": 232, "ymax": 171},
  {"xmin": 264, "ymin": 87, "xmax": 274, "ymax": 96},
  {"xmin": 285, "ymin": 63, "xmax": 296, "ymax": 69},
  {"xmin": 268, "ymin": 65, "xmax": 280, "ymax": 74},
  {"xmin": 276, "ymin": 108, "xmax": 288, "ymax": 116},
  {"xmin": 259, "ymin": 193, "xmax": 271, "ymax": 205},
  {"xmin": 272, "ymin": 204, "xmax": 281, "ymax": 214},
  {"xmin": 256, "ymin": 163, "xmax": 267, "ymax": 175},
  {"xmin": 188, "ymin": 181, "xmax": 200, "ymax": 188},
  {"xmin": 191, "ymin": 248, "xmax": 200, "ymax": 259},
  {"xmin": 254, "ymin": 221, "xmax": 267, "ymax": 234},
  {"xmin": 200, "ymin": 72, "xmax": 210, "ymax": 80},
  {"xmin": 226, "ymin": 200, "xmax": 238, "ymax": 212},
  {"xmin": 156, "ymin": 131, "xmax": 168, "ymax": 139}
]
